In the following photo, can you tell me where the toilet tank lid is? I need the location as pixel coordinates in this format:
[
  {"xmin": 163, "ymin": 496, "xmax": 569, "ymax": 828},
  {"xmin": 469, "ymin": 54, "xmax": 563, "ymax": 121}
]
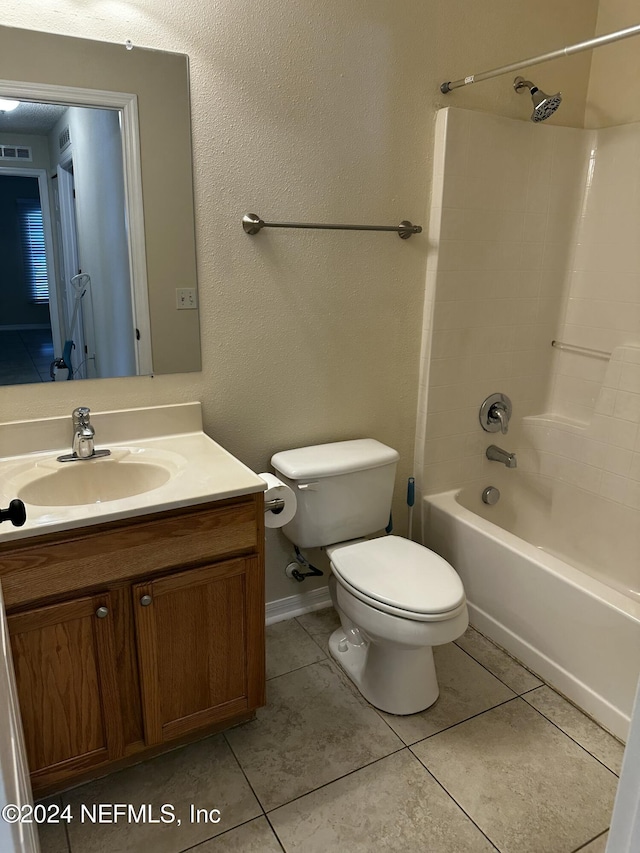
[{"xmin": 271, "ymin": 439, "xmax": 399, "ymax": 479}]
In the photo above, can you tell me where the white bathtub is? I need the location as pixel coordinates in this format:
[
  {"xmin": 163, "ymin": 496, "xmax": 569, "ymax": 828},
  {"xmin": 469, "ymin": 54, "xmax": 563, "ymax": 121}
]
[{"xmin": 424, "ymin": 476, "xmax": 640, "ymax": 741}]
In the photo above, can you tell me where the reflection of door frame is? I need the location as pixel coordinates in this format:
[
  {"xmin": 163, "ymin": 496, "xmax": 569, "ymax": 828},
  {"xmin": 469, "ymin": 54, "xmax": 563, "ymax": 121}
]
[
  {"xmin": 0, "ymin": 166, "xmax": 63, "ymax": 360},
  {"xmin": 57, "ymin": 153, "xmax": 91, "ymax": 379},
  {"xmin": 0, "ymin": 80, "xmax": 153, "ymax": 374}
]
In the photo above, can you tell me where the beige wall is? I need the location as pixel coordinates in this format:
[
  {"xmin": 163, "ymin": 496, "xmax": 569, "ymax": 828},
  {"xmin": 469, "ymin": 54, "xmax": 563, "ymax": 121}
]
[
  {"xmin": 0, "ymin": 1, "xmax": 598, "ymax": 602},
  {"xmin": 586, "ymin": 0, "xmax": 640, "ymax": 127}
]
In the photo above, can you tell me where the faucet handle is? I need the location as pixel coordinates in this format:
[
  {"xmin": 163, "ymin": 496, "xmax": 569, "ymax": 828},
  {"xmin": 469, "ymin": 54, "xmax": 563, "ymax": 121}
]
[
  {"xmin": 73, "ymin": 406, "xmax": 91, "ymax": 426},
  {"xmin": 479, "ymin": 393, "xmax": 512, "ymax": 435},
  {"xmin": 488, "ymin": 402, "xmax": 509, "ymax": 434}
]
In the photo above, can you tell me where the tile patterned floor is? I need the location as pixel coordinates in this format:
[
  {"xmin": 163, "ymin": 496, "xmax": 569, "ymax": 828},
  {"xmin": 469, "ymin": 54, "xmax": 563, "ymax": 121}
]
[
  {"xmin": 0, "ymin": 329, "xmax": 54, "ymax": 385},
  {"xmin": 38, "ymin": 611, "xmax": 621, "ymax": 853}
]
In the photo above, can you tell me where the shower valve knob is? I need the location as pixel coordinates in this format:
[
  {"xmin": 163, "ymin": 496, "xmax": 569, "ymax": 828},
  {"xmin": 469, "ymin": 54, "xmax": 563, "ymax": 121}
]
[{"xmin": 479, "ymin": 393, "xmax": 512, "ymax": 434}]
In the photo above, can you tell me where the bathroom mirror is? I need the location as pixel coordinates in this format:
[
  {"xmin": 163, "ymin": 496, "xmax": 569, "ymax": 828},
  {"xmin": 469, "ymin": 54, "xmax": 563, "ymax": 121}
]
[{"xmin": 0, "ymin": 25, "xmax": 201, "ymax": 385}]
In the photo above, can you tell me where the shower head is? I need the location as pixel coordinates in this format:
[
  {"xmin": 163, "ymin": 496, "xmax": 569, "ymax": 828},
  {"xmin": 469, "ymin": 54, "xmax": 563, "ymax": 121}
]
[{"xmin": 514, "ymin": 76, "xmax": 562, "ymax": 123}]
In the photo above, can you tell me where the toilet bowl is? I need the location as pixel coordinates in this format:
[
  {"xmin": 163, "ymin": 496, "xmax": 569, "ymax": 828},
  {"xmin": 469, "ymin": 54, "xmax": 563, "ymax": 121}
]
[
  {"xmin": 270, "ymin": 438, "xmax": 469, "ymax": 715},
  {"xmin": 326, "ymin": 535, "xmax": 468, "ymax": 715}
]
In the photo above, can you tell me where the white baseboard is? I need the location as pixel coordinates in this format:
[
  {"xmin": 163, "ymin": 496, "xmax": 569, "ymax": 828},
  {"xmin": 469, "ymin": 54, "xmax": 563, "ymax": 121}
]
[{"xmin": 265, "ymin": 585, "xmax": 332, "ymax": 625}]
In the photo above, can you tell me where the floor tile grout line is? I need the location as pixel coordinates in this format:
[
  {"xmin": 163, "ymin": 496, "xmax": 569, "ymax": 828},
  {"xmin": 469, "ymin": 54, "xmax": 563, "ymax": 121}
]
[
  {"xmin": 453, "ymin": 638, "xmax": 539, "ymax": 696},
  {"xmin": 222, "ymin": 730, "xmax": 268, "ymax": 817},
  {"xmin": 406, "ymin": 698, "xmax": 615, "ymax": 852},
  {"xmin": 177, "ymin": 814, "xmax": 264, "ymax": 853},
  {"xmin": 405, "ymin": 693, "xmax": 523, "ymax": 748},
  {"xmin": 318, "ymin": 651, "xmax": 420, "ymax": 742},
  {"xmin": 263, "ymin": 812, "xmax": 288, "ymax": 853},
  {"xmin": 570, "ymin": 827, "xmax": 609, "ymax": 853},
  {"xmin": 521, "ymin": 696, "xmax": 621, "ymax": 778},
  {"xmin": 263, "ymin": 658, "xmax": 328, "ymax": 684},
  {"xmin": 292, "ymin": 622, "xmax": 336, "ymax": 660},
  {"xmin": 454, "ymin": 626, "xmax": 547, "ymax": 687},
  {"xmin": 370, "ymin": 699, "xmax": 422, "ymax": 742},
  {"xmin": 286, "ymin": 631, "xmax": 538, "ymax": 750},
  {"xmin": 410, "ymin": 754, "xmax": 501, "ymax": 853},
  {"xmin": 269, "ymin": 633, "xmax": 408, "ymax": 744},
  {"xmin": 65, "ymin": 738, "xmax": 269, "ymax": 853},
  {"xmin": 262, "ymin": 744, "xmax": 409, "ymax": 815},
  {"xmin": 178, "ymin": 815, "xmax": 269, "ymax": 852},
  {"xmin": 293, "ymin": 615, "xmax": 542, "ymax": 748},
  {"xmin": 266, "ymin": 654, "xmax": 328, "ymax": 682},
  {"xmin": 519, "ymin": 684, "xmax": 544, "ymax": 696},
  {"xmin": 39, "ymin": 792, "xmax": 72, "ymax": 853},
  {"xmin": 454, "ymin": 635, "xmax": 624, "ymax": 767},
  {"xmin": 519, "ymin": 679, "xmax": 626, "ymax": 745},
  {"xmin": 64, "ymin": 813, "xmax": 72, "ymax": 853}
]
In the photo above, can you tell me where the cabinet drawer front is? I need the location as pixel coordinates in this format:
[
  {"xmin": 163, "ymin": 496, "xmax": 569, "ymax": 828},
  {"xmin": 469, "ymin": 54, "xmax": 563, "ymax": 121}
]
[{"xmin": 0, "ymin": 497, "xmax": 260, "ymax": 609}]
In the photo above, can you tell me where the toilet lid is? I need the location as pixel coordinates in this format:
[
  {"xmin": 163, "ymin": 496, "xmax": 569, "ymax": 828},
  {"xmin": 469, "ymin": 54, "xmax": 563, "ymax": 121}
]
[{"xmin": 327, "ymin": 535, "xmax": 465, "ymax": 616}]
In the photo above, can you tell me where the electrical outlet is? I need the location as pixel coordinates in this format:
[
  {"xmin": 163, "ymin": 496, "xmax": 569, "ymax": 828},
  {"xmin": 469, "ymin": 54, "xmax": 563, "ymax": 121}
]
[{"xmin": 176, "ymin": 288, "xmax": 198, "ymax": 310}]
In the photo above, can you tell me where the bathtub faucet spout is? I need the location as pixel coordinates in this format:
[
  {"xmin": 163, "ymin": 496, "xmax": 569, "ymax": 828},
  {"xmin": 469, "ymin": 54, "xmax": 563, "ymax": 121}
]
[{"xmin": 486, "ymin": 445, "xmax": 517, "ymax": 468}]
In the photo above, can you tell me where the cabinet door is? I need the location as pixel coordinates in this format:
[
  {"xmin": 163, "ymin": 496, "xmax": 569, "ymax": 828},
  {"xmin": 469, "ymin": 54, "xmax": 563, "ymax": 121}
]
[
  {"xmin": 8, "ymin": 593, "xmax": 124, "ymax": 788},
  {"xmin": 134, "ymin": 556, "xmax": 265, "ymax": 745}
]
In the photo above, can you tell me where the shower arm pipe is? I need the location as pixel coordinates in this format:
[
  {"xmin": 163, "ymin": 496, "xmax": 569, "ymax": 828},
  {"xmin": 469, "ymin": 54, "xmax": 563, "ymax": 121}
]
[{"xmin": 440, "ymin": 22, "xmax": 640, "ymax": 93}]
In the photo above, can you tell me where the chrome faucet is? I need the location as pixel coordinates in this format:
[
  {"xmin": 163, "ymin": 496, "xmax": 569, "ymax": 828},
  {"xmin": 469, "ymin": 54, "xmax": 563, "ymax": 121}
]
[
  {"xmin": 486, "ymin": 445, "xmax": 517, "ymax": 468},
  {"xmin": 72, "ymin": 407, "xmax": 95, "ymax": 458},
  {"xmin": 57, "ymin": 407, "xmax": 111, "ymax": 462}
]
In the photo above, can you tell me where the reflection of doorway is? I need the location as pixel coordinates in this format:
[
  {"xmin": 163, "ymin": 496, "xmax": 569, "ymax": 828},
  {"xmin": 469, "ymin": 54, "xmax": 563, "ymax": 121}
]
[{"xmin": 0, "ymin": 169, "xmax": 60, "ymax": 384}]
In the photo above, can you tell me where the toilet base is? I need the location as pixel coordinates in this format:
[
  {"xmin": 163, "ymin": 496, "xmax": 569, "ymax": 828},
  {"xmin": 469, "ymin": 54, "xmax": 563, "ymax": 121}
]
[{"xmin": 328, "ymin": 627, "xmax": 440, "ymax": 715}]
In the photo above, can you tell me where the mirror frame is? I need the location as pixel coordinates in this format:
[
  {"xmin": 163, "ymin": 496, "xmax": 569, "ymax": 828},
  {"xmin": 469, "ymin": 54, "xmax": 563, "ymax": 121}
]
[{"xmin": 0, "ymin": 26, "xmax": 201, "ymax": 377}]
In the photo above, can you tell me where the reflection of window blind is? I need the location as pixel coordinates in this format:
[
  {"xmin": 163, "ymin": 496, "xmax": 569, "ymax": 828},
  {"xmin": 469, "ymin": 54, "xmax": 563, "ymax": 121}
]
[{"xmin": 17, "ymin": 198, "xmax": 49, "ymax": 304}]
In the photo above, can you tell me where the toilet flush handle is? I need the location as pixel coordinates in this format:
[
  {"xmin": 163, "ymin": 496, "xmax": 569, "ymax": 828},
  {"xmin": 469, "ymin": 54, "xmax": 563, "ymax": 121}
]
[{"xmin": 297, "ymin": 482, "xmax": 319, "ymax": 491}]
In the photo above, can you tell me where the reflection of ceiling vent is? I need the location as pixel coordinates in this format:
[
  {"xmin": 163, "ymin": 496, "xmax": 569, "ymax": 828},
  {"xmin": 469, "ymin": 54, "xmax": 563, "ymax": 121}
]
[
  {"xmin": 58, "ymin": 126, "xmax": 71, "ymax": 152},
  {"xmin": 0, "ymin": 145, "xmax": 32, "ymax": 161}
]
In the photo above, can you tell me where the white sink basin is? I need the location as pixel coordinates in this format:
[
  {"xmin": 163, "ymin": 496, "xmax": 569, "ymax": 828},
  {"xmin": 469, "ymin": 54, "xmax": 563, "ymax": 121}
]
[
  {"xmin": 18, "ymin": 459, "xmax": 172, "ymax": 507},
  {"xmin": 5, "ymin": 447, "xmax": 186, "ymax": 510}
]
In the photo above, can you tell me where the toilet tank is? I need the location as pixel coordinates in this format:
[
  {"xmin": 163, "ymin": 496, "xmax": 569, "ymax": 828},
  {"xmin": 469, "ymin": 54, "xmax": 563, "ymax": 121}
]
[{"xmin": 271, "ymin": 439, "xmax": 399, "ymax": 548}]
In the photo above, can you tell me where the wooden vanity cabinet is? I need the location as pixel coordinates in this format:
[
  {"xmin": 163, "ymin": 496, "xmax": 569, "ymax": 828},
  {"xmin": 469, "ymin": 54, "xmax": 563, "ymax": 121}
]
[{"xmin": 0, "ymin": 494, "xmax": 265, "ymax": 795}]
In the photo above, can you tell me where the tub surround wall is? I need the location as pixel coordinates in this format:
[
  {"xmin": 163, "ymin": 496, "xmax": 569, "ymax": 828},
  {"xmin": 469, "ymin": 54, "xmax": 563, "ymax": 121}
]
[
  {"xmin": 420, "ymin": 110, "xmax": 640, "ymax": 521},
  {"xmin": 522, "ymin": 346, "xmax": 640, "ymax": 515},
  {"xmin": 416, "ymin": 107, "xmax": 589, "ymax": 497},
  {"xmin": 550, "ymin": 122, "xmax": 640, "ymax": 423}
]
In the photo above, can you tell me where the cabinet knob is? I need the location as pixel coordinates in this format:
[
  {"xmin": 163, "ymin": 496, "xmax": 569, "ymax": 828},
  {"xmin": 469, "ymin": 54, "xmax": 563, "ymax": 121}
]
[
  {"xmin": 95, "ymin": 606, "xmax": 109, "ymax": 619},
  {"xmin": 140, "ymin": 595, "xmax": 152, "ymax": 607}
]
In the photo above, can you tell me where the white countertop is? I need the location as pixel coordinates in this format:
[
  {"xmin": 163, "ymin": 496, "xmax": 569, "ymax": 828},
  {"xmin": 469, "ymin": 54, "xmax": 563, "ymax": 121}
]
[{"xmin": 0, "ymin": 403, "xmax": 266, "ymax": 544}]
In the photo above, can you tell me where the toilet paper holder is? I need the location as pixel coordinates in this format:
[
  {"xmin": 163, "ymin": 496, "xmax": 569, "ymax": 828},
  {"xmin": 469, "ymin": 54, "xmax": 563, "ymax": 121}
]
[{"xmin": 265, "ymin": 498, "xmax": 285, "ymax": 514}]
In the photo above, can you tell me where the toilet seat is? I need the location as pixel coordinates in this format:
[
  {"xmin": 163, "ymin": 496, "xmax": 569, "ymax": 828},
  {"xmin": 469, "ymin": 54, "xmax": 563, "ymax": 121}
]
[{"xmin": 327, "ymin": 535, "xmax": 466, "ymax": 623}]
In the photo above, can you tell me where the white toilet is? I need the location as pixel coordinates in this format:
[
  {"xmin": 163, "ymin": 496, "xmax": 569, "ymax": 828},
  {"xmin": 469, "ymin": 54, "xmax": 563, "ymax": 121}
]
[{"xmin": 271, "ymin": 438, "xmax": 468, "ymax": 715}]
